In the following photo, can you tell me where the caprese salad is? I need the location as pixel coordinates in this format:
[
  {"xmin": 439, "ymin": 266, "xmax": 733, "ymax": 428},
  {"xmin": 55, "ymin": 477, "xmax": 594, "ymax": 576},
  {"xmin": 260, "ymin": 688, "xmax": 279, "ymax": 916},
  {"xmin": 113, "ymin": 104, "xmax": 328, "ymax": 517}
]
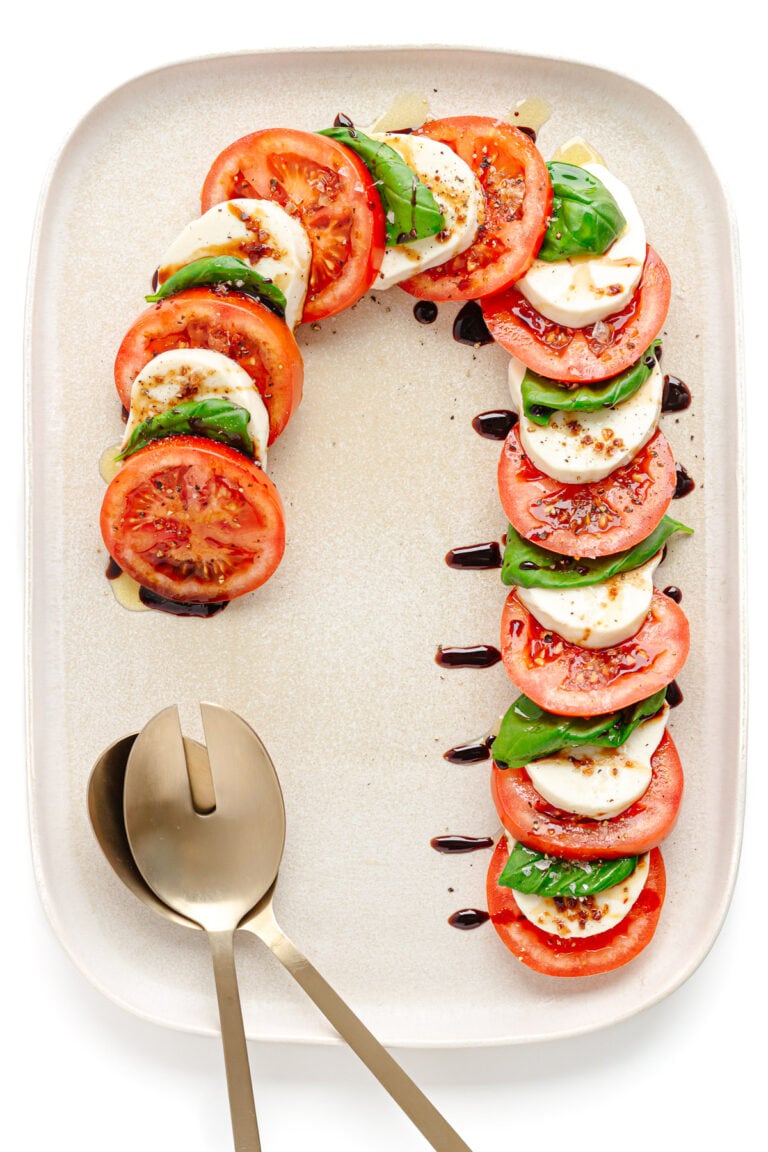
[
  {"xmin": 477, "ymin": 151, "xmax": 691, "ymax": 977},
  {"xmin": 97, "ymin": 107, "xmax": 691, "ymax": 979}
]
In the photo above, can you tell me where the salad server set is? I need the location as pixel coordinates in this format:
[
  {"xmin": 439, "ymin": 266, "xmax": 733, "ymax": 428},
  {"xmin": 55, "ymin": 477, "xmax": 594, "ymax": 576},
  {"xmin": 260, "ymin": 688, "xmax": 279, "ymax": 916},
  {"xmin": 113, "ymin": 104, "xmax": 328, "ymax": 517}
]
[{"xmin": 88, "ymin": 703, "xmax": 473, "ymax": 1152}]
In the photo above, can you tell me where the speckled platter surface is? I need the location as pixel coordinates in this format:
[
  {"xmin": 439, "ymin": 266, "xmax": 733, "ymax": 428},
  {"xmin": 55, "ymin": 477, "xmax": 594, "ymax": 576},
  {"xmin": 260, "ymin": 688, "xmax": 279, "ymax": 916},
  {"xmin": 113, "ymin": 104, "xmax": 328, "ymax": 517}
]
[{"xmin": 25, "ymin": 46, "xmax": 744, "ymax": 1045}]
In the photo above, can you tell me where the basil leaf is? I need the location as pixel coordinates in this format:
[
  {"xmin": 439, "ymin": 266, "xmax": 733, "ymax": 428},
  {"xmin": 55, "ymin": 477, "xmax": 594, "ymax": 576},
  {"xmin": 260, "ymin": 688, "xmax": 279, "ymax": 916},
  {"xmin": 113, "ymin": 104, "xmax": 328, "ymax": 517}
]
[
  {"xmin": 146, "ymin": 256, "xmax": 286, "ymax": 318},
  {"xmin": 498, "ymin": 842, "xmax": 638, "ymax": 897},
  {"xmin": 522, "ymin": 343, "xmax": 660, "ymax": 426},
  {"xmin": 319, "ymin": 123, "xmax": 445, "ymax": 246},
  {"xmin": 116, "ymin": 398, "xmax": 255, "ymax": 460},
  {"xmin": 491, "ymin": 689, "xmax": 667, "ymax": 769},
  {"xmin": 501, "ymin": 515, "xmax": 693, "ymax": 590},
  {"xmin": 538, "ymin": 162, "xmax": 626, "ymax": 262}
]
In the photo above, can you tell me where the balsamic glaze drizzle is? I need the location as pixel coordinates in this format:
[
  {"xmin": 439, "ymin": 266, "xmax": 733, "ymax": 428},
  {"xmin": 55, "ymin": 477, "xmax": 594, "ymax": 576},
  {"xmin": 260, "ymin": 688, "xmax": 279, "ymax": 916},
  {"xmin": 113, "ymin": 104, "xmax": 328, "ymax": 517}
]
[
  {"xmin": 471, "ymin": 410, "xmax": 518, "ymax": 440},
  {"xmin": 443, "ymin": 739, "xmax": 493, "ymax": 764},
  {"xmin": 445, "ymin": 542, "xmax": 502, "ymax": 570},
  {"xmin": 448, "ymin": 909, "xmax": 490, "ymax": 930},
  {"xmin": 435, "ymin": 645, "xmax": 502, "ymax": 668},
  {"xmin": 430, "ymin": 835, "xmax": 494, "ymax": 853}
]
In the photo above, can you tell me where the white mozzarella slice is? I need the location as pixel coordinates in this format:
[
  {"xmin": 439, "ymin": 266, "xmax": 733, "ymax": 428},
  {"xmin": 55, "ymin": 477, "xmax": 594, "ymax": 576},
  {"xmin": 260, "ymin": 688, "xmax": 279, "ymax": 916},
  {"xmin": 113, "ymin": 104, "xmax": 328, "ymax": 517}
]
[
  {"xmin": 516, "ymin": 552, "xmax": 662, "ymax": 650},
  {"xmin": 527, "ymin": 705, "xmax": 669, "ymax": 819},
  {"xmin": 508, "ymin": 353, "xmax": 663, "ymax": 484},
  {"xmin": 516, "ymin": 163, "xmax": 646, "ymax": 328},
  {"xmin": 123, "ymin": 348, "xmax": 270, "ymax": 467},
  {"xmin": 508, "ymin": 836, "xmax": 651, "ymax": 939},
  {"xmin": 156, "ymin": 199, "xmax": 311, "ymax": 329},
  {"xmin": 369, "ymin": 133, "xmax": 482, "ymax": 289}
]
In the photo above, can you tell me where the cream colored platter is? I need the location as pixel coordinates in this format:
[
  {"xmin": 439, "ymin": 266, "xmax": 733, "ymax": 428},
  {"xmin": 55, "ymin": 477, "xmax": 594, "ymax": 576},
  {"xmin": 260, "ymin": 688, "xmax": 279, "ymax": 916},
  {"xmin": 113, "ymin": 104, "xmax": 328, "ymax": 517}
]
[{"xmin": 26, "ymin": 46, "xmax": 744, "ymax": 1045}]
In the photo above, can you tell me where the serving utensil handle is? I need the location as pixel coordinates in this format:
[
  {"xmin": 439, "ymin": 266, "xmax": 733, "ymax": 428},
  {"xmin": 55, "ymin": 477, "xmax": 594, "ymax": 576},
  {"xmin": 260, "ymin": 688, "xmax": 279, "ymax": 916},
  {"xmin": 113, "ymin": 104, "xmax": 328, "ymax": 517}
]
[
  {"xmin": 245, "ymin": 906, "xmax": 473, "ymax": 1152},
  {"xmin": 208, "ymin": 929, "xmax": 261, "ymax": 1152}
]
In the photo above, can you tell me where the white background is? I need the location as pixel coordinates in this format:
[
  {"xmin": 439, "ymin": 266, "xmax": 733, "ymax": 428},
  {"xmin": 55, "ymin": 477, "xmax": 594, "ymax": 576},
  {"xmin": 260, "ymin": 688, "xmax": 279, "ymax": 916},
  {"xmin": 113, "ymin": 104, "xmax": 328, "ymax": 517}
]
[{"xmin": 6, "ymin": 6, "xmax": 760, "ymax": 1150}]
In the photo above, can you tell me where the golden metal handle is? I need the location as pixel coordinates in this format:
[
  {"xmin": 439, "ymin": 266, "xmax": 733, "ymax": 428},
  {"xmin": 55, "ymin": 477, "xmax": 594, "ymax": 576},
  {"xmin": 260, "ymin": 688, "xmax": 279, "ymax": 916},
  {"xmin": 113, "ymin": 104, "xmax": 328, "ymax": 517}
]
[
  {"xmin": 244, "ymin": 904, "xmax": 473, "ymax": 1152},
  {"xmin": 208, "ymin": 929, "xmax": 261, "ymax": 1152}
]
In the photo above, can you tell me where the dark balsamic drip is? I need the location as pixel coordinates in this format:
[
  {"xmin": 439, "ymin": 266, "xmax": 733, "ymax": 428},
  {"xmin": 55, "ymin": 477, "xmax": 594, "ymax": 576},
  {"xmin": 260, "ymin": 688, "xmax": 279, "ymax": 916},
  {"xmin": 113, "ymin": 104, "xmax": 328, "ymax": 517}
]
[
  {"xmin": 445, "ymin": 542, "xmax": 502, "ymax": 570},
  {"xmin": 517, "ymin": 125, "xmax": 537, "ymax": 142},
  {"xmin": 663, "ymin": 586, "xmax": 683, "ymax": 604},
  {"xmin": 105, "ymin": 558, "xmax": 122, "ymax": 580},
  {"xmin": 430, "ymin": 835, "xmax": 494, "ymax": 853},
  {"xmin": 150, "ymin": 268, "xmax": 159, "ymax": 292},
  {"xmin": 666, "ymin": 680, "xmax": 684, "ymax": 708},
  {"xmin": 435, "ymin": 645, "xmax": 501, "ymax": 668},
  {"xmin": 662, "ymin": 374, "xmax": 692, "ymax": 413},
  {"xmin": 452, "ymin": 301, "xmax": 494, "ymax": 346},
  {"xmin": 673, "ymin": 465, "xmax": 696, "ymax": 499},
  {"xmin": 138, "ymin": 587, "xmax": 229, "ymax": 618},
  {"xmin": 333, "ymin": 111, "xmax": 356, "ymax": 133},
  {"xmin": 413, "ymin": 300, "xmax": 438, "ymax": 325},
  {"xmin": 443, "ymin": 738, "xmax": 492, "ymax": 764},
  {"xmin": 121, "ymin": 405, "xmax": 129, "ymax": 424},
  {"xmin": 472, "ymin": 410, "xmax": 518, "ymax": 440},
  {"xmin": 448, "ymin": 908, "xmax": 490, "ymax": 930}
]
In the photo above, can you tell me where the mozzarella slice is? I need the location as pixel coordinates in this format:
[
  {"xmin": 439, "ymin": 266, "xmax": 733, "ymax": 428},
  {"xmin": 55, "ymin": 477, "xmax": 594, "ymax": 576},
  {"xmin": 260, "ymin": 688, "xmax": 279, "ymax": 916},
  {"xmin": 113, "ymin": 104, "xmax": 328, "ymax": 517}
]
[
  {"xmin": 369, "ymin": 133, "xmax": 483, "ymax": 289},
  {"xmin": 508, "ymin": 836, "xmax": 650, "ymax": 939},
  {"xmin": 508, "ymin": 353, "xmax": 663, "ymax": 484},
  {"xmin": 516, "ymin": 163, "xmax": 646, "ymax": 328},
  {"xmin": 527, "ymin": 705, "xmax": 669, "ymax": 819},
  {"xmin": 156, "ymin": 199, "xmax": 311, "ymax": 329},
  {"xmin": 122, "ymin": 348, "xmax": 270, "ymax": 467},
  {"xmin": 516, "ymin": 552, "xmax": 662, "ymax": 650}
]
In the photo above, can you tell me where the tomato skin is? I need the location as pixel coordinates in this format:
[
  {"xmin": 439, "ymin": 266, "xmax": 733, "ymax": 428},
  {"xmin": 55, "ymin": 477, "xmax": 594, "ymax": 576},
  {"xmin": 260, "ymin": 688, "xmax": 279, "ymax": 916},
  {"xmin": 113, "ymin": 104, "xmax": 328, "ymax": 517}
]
[
  {"xmin": 482, "ymin": 247, "xmax": 672, "ymax": 382},
  {"xmin": 500, "ymin": 589, "xmax": 689, "ymax": 717},
  {"xmin": 486, "ymin": 838, "xmax": 666, "ymax": 976},
  {"xmin": 113, "ymin": 289, "xmax": 303, "ymax": 446},
  {"xmin": 399, "ymin": 116, "xmax": 552, "ymax": 301},
  {"xmin": 491, "ymin": 730, "xmax": 684, "ymax": 859},
  {"xmin": 100, "ymin": 436, "xmax": 285, "ymax": 603},
  {"xmin": 497, "ymin": 426, "xmax": 676, "ymax": 558},
  {"xmin": 201, "ymin": 128, "xmax": 385, "ymax": 322}
]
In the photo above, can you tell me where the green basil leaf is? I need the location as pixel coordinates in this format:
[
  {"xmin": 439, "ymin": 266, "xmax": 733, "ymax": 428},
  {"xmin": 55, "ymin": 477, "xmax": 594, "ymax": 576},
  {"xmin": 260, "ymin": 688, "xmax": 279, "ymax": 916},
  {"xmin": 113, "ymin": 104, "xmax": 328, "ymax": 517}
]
[
  {"xmin": 319, "ymin": 123, "xmax": 445, "ymax": 245},
  {"xmin": 501, "ymin": 515, "xmax": 693, "ymax": 590},
  {"xmin": 538, "ymin": 162, "xmax": 626, "ymax": 262},
  {"xmin": 146, "ymin": 256, "xmax": 286, "ymax": 317},
  {"xmin": 498, "ymin": 841, "xmax": 638, "ymax": 897},
  {"xmin": 116, "ymin": 398, "xmax": 255, "ymax": 460},
  {"xmin": 491, "ymin": 689, "xmax": 667, "ymax": 769},
  {"xmin": 522, "ymin": 343, "xmax": 661, "ymax": 426}
]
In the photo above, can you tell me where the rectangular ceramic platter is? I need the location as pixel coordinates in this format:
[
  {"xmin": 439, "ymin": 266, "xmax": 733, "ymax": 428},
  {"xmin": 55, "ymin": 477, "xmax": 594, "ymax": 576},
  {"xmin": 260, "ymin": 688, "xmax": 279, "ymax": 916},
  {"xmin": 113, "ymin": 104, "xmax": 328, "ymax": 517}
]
[{"xmin": 26, "ymin": 46, "xmax": 744, "ymax": 1046}]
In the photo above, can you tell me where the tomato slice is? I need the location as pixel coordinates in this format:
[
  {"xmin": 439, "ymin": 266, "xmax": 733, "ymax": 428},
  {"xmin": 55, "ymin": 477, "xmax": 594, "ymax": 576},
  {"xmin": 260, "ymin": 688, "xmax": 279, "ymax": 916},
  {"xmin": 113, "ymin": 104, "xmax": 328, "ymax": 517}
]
[
  {"xmin": 500, "ymin": 589, "xmax": 690, "ymax": 717},
  {"xmin": 100, "ymin": 436, "xmax": 285, "ymax": 603},
  {"xmin": 398, "ymin": 117, "xmax": 552, "ymax": 301},
  {"xmin": 498, "ymin": 426, "xmax": 676, "ymax": 558},
  {"xmin": 113, "ymin": 289, "xmax": 303, "ymax": 445},
  {"xmin": 201, "ymin": 128, "xmax": 385, "ymax": 322},
  {"xmin": 491, "ymin": 730, "xmax": 684, "ymax": 859},
  {"xmin": 482, "ymin": 247, "xmax": 671, "ymax": 382},
  {"xmin": 486, "ymin": 838, "xmax": 666, "ymax": 976}
]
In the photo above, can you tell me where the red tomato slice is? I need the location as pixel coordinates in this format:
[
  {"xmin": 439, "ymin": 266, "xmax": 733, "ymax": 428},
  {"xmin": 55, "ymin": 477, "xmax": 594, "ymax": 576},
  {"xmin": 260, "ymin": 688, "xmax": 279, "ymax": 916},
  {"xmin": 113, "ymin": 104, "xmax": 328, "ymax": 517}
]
[
  {"xmin": 486, "ymin": 838, "xmax": 666, "ymax": 977},
  {"xmin": 491, "ymin": 730, "xmax": 684, "ymax": 859},
  {"xmin": 201, "ymin": 128, "xmax": 385, "ymax": 322},
  {"xmin": 113, "ymin": 289, "xmax": 303, "ymax": 445},
  {"xmin": 500, "ymin": 589, "xmax": 690, "ymax": 717},
  {"xmin": 482, "ymin": 247, "xmax": 671, "ymax": 382},
  {"xmin": 497, "ymin": 426, "xmax": 676, "ymax": 558},
  {"xmin": 100, "ymin": 436, "xmax": 285, "ymax": 603},
  {"xmin": 399, "ymin": 117, "xmax": 552, "ymax": 301}
]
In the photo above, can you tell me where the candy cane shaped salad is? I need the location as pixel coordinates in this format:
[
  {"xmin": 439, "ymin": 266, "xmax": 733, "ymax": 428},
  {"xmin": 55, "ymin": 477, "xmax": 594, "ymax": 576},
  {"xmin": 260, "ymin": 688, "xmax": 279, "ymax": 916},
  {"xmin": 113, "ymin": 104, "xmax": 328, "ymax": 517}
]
[{"xmin": 97, "ymin": 108, "xmax": 693, "ymax": 975}]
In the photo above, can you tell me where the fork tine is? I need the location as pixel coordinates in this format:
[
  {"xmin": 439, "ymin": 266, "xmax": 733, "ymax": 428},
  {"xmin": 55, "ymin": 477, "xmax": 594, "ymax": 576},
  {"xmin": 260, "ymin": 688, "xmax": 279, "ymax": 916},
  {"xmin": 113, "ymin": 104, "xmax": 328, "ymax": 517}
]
[
  {"xmin": 125, "ymin": 705, "xmax": 190, "ymax": 811},
  {"xmin": 200, "ymin": 703, "xmax": 286, "ymax": 846}
]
